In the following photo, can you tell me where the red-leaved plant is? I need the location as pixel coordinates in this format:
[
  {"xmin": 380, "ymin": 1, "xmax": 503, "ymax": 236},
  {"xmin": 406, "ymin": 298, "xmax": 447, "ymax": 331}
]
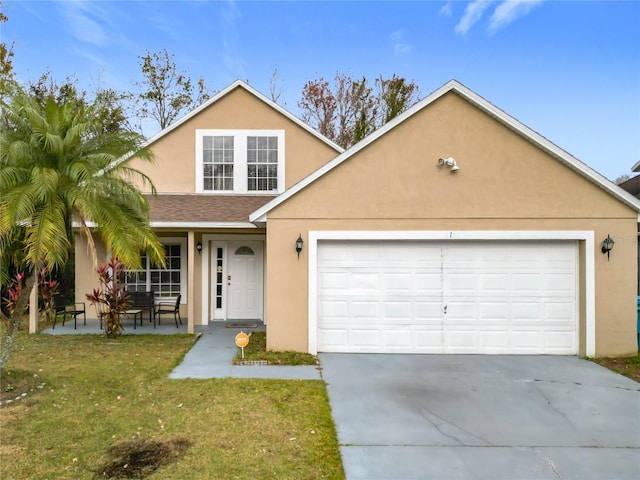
[
  {"xmin": 2, "ymin": 270, "xmax": 59, "ymax": 324},
  {"xmin": 38, "ymin": 269, "xmax": 60, "ymax": 324},
  {"xmin": 3, "ymin": 272, "xmax": 26, "ymax": 317},
  {"xmin": 85, "ymin": 258, "xmax": 129, "ymax": 337}
]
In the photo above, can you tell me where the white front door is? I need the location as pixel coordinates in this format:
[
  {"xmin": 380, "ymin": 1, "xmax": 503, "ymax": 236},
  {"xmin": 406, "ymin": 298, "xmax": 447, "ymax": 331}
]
[{"xmin": 227, "ymin": 243, "xmax": 263, "ymax": 320}]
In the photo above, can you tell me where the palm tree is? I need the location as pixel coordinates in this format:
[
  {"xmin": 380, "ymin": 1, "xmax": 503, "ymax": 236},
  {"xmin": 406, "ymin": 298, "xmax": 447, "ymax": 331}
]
[{"xmin": 0, "ymin": 88, "xmax": 165, "ymax": 372}]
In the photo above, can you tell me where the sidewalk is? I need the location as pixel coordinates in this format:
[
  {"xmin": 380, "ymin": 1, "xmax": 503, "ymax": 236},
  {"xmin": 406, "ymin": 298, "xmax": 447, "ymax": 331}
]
[{"xmin": 169, "ymin": 322, "xmax": 322, "ymax": 380}]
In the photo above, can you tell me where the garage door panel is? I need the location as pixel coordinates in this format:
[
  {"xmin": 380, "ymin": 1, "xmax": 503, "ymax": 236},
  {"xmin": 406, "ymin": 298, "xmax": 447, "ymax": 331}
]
[
  {"xmin": 351, "ymin": 329, "xmax": 381, "ymax": 348},
  {"xmin": 511, "ymin": 273, "xmax": 543, "ymax": 292},
  {"xmin": 319, "ymin": 271, "xmax": 348, "ymax": 291},
  {"xmin": 479, "ymin": 273, "xmax": 511, "ymax": 292},
  {"xmin": 383, "ymin": 301, "xmax": 412, "ymax": 320},
  {"xmin": 478, "ymin": 302, "xmax": 509, "ymax": 320},
  {"xmin": 511, "ymin": 302, "xmax": 543, "ymax": 319},
  {"xmin": 544, "ymin": 273, "xmax": 575, "ymax": 293},
  {"xmin": 318, "ymin": 329, "xmax": 349, "ymax": 349},
  {"xmin": 317, "ymin": 240, "xmax": 577, "ymax": 354},
  {"xmin": 415, "ymin": 329, "xmax": 446, "ymax": 351},
  {"xmin": 479, "ymin": 330, "xmax": 510, "ymax": 350},
  {"xmin": 444, "ymin": 273, "xmax": 476, "ymax": 292},
  {"xmin": 350, "ymin": 272, "xmax": 379, "ymax": 292},
  {"xmin": 318, "ymin": 299, "xmax": 348, "ymax": 319},
  {"xmin": 381, "ymin": 273, "xmax": 412, "ymax": 291},
  {"xmin": 415, "ymin": 272, "xmax": 445, "ymax": 292},
  {"xmin": 415, "ymin": 301, "xmax": 443, "ymax": 320},
  {"xmin": 446, "ymin": 329, "xmax": 477, "ymax": 351},
  {"xmin": 350, "ymin": 301, "xmax": 379, "ymax": 320},
  {"xmin": 544, "ymin": 330, "xmax": 577, "ymax": 352},
  {"xmin": 382, "ymin": 330, "xmax": 413, "ymax": 348},
  {"xmin": 544, "ymin": 301, "xmax": 575, "ymax": 321}
]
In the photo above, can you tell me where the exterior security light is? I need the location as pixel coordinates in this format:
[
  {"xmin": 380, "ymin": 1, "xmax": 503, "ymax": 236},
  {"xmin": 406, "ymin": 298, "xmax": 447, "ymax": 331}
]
[
  {"xmin": 438, "ymin": 157, "xmax": 460, "ymax": 172},
  {"xmin": 196, "ymin": 242, "xmax": 203, "ymax": 255}
]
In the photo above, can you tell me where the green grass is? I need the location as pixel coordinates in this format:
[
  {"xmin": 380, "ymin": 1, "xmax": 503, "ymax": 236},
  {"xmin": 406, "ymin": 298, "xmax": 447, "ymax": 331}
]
[
  {"xmin": 232, "ymin": 332, "xmax": 318, "ymax": 366},
  {"xmin": 591, "ymin": 353, "xmax": 640, "ymax": 382},
  {"xmin": 0, "ymin": 328, "xmax": 344, "ymax": 479}
]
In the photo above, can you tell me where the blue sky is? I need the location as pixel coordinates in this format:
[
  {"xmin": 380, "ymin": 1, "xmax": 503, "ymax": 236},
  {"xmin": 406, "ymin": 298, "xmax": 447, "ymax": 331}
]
[{"xmin": 3, "ymin": 0, "xmax": 639, "ymax": 180}]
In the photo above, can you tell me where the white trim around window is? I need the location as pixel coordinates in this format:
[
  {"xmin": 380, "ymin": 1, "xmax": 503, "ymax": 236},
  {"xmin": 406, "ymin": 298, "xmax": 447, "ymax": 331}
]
[
  {"xmin": 195, "ymin": 129, "xmax": 285, "ymax": 194},
  {"xmin": 124, "ymin": 237, "xmax": 187, "ymax": 303}
]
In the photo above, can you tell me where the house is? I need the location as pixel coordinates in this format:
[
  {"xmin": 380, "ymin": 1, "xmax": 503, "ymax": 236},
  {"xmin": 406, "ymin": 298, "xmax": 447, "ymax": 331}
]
[
  {"xmin": 618, "ymin": 172, "xmax": 640, "ymax": 296},
  {"xmin": 75, "ymin": 80, "xmax": 640, "ymax": 357}
]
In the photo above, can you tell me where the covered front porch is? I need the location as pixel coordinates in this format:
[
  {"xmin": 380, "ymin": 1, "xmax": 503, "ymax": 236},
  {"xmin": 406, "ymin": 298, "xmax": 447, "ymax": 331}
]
[{"xmin": 65, "ymin": 194, "xmax": 271, "ymax": 337}]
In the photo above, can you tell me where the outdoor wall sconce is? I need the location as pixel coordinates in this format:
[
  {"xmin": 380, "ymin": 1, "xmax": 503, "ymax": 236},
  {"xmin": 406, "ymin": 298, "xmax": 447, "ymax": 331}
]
[
  {"xmin": 196, "ymin": 242, "xmax": 202, "ymax": 255},
  {"xmin": 601, "ymin": 234, "xmax": 614, "ymax": 260},
  {"xmin": 437, "ymin": 157, "xmax": 460, "ymax": 172},
  {"xmin": 295, "ymin": 234, "xmax": 304, "ymax": 260}
]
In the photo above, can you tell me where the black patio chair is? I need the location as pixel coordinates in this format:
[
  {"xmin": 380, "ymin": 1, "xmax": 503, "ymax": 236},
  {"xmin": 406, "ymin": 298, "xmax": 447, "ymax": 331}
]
[
  {"xmin": 155, "ymin": 294, "xmax": 182, "ymax": 328},
  {"xmin": 53, "ymin": 296, "xmax": 86, "ymax": 329}
]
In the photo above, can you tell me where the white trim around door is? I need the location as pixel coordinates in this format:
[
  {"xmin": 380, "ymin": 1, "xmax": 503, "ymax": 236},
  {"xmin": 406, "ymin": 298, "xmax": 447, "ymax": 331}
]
[{"xmin": 199, "ymin": 235, "xmax": 265, "ymax": 325}]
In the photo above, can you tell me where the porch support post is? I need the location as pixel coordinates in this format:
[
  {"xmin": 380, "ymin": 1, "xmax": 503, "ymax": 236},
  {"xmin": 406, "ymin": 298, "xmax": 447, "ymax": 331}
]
[
  {"xmin": 29, "ymin": 268, "xmax": 38, "ymax": 334},
  {"xmin": 187, "ymin": 231, "xmax": 195, "ymax": 334}
]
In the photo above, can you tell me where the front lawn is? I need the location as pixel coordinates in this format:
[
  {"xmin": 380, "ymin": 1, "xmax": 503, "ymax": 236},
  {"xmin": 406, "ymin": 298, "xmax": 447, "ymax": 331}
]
[
  {"xmin": 591, "ymin": 353, "xmax": 640, "ymax": 382},
  {"xmin": 233, "ymin": 332, "xmax": 318, "ymax": 365},
  {"xmin": 0, "ymin": 328, "xmax": 344, "ymax": 479}
]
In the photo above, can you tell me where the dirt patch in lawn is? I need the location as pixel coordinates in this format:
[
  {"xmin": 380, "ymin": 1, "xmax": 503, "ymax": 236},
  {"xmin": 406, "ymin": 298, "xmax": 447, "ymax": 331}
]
[{"xmin": 97, "ymin": 436, "xmax": 191, "ymax": 479}]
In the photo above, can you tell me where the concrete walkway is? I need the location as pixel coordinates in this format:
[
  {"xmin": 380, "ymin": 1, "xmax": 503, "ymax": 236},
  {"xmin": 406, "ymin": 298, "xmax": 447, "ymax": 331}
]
[{"xmin": 169, "ymin": 323, "xmax": 322, "ymax": 380}]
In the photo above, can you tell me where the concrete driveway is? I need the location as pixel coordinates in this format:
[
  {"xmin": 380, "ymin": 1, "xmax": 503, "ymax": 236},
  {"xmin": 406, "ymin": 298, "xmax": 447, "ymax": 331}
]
[{"xmin": 319, "ymin": 354, "xmax": 640, "ymax": 480}]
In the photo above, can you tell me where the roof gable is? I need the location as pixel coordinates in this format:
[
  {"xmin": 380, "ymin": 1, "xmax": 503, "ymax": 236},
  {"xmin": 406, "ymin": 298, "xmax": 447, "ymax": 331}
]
[
  {"xmin": 144, "ymin": 80, "xmax": 343, "ymax": 153},
  {"xmin": 251, "ymin": 80, "xmax": 640, "ymax": 223}
]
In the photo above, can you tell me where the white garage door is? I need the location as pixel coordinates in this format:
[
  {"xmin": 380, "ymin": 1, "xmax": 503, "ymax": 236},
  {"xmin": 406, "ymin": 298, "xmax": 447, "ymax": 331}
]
[{"xmin": 317, "ymin": 241, "xmax": 578, "ymax": 354}]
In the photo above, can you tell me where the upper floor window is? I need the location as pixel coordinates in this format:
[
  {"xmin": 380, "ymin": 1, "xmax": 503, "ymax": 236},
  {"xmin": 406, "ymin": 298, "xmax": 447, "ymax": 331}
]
[
  {"xmin": 203, "ymin": 136, "xmax": 234, "ymax": 191},
  {"xmin": 196, "ymin": 130, "xmax": 285, "ymax": 194}
]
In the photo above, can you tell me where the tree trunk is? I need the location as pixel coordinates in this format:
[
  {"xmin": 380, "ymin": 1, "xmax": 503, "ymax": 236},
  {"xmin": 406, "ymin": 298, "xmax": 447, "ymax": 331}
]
[{"xmin": 0, "ymin": 272, "xmax": 37, "ymax": 374}]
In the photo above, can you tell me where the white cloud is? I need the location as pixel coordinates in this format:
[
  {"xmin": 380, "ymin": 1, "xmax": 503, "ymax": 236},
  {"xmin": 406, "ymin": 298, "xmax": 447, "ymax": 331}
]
[
  {"xmin": 60, "ymin": 1, "xmax": 109, "ymax": 47},
  {"xmin": 488, "ymin": 0, "xmax": 545, "ymax": 33},
  {"xmin": 455, "ymin": 1, "xmax": 495, "ymax": 35},
  {"xmin": 454, "ymin": 0, "xmax": 544, "ymax": 34},
  {"xmin": 439, "ymin": 2, "xmax": 453, "ymax": 17},
  {"xmin": 221, "ymin": 1, "xmax": 247, "ymax": 79},
  {"xmin": 390, "ymin": 29, "xmax": 412, "ymax": 56}
]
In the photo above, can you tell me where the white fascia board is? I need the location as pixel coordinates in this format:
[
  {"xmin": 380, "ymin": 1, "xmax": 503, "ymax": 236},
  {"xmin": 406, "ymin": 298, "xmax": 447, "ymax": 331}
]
[
  {"xmin": 250, "ymin": 79, "xmax": 640, "ymax": 224},
  {"xmin": 151, "ymin": 221, "xmax": 257, "ymax": 229},
  {"xmin": 74, "ymin": 221, "xmax": 257, "ymax": 229},
  {"xmin": 633, "ymin": 160, "xmax": 640, "ymax": 173},
  {"xmin": 145, "ymin": 80, "xmax": 344, "ymax": 153}
]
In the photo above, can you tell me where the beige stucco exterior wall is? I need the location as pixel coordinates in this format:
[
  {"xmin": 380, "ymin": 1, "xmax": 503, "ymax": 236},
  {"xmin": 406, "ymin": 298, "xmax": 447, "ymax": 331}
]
[
  {"xmin": 126, "ymin": 87, "xmax": 340, "ymax": 194},
  {"xmin": 264, "ymin": 92, "xmax": 638, "ymax": 357}
]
